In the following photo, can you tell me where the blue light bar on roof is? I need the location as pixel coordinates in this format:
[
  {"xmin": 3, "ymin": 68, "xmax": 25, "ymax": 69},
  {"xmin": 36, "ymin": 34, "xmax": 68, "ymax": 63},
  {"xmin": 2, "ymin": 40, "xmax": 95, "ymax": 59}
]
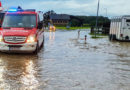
[
  {"xmin": 8, "ymin": 7, "xmax": 35, "ymax": 12},
  {"xmin": 8, "ymin": 6, "xmax": 23, "ymax": 12},
  {"xmin": 8, "ymin": 8, "xmax": 17, "ymax": 12}
]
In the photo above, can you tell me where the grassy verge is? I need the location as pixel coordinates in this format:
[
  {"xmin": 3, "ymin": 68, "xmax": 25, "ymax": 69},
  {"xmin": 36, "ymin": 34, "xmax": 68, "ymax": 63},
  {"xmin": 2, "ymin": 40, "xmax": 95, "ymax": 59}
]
[
  {"xmin": 56, "ymin": 26, "xmax": 90, "ymax": 30},
  {"xmin": 89, "ymin": 33, "xmax": 108, "ymax": 36},
  {"xmin": 91, "ymin": 36, "xmax": 104, "ymax": 39},
  {"xmin": 90, "ymin": 33, "xmax": 108, "ymax": 39}
]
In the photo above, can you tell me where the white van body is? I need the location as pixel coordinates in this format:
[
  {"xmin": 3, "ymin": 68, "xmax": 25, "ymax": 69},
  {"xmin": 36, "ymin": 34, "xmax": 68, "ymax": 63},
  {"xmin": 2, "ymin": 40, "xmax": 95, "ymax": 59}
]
[{"xmin": 109, "ymin": 15, "xmax": 130, "ymax": 41}]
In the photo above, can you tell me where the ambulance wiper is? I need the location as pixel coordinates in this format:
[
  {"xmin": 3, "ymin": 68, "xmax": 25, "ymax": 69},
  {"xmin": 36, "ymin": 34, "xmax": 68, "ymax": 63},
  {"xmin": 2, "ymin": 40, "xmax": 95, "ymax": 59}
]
[
  {"xmin": 3, "ymin": 27, "xmax": 11, "ymax": 29},
  {"xmin": 24, "ymin": 27, "xmax": 33, "ymax": 30}
]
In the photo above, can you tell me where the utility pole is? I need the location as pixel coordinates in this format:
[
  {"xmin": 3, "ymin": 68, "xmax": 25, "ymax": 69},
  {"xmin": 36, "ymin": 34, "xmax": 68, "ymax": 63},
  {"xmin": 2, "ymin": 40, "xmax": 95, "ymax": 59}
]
[
  {"xmin": 104, "ymin": 8, "xmax": 107, "ymax": 22},
  {"xmin": 95, "ymin": 0, "xmax": 100, "ymax": 37}
]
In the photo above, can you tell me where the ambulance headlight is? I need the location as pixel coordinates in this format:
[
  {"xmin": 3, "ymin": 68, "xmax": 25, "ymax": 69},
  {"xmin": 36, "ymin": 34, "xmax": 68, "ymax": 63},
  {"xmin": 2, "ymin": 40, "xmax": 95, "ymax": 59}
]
[
  {"xmin": 27, "ymin": 35, "xmax": 36, "ymax": 43},
  {"xmin": 0, "ymin": 35, "xmax": 3, "ymax": 42}
]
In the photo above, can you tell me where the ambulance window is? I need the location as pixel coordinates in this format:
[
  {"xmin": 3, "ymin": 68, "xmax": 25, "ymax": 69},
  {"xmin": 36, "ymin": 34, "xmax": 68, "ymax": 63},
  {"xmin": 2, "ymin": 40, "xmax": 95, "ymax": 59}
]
[
  {"xmin": 0, "ymin": 13, "xmax": 5, "ymax": 25},
  {"xmin": 38, "ymin": 14, "xmax": 43, "ymax": 22},
  {"xmin": 38, "ymin": 15, "xmax": 40, "ymax": 22}
]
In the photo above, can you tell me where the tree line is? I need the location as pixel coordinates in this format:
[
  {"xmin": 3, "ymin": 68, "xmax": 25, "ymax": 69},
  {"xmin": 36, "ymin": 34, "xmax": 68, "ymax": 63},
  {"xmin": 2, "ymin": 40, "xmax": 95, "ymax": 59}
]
[
  {"xmin": 43, "ymin": 10, "xmax": 110, "ymax": 27},
  {"xmin": 70, "ymin": 16, "xmax": 110, "ymax": 27}
]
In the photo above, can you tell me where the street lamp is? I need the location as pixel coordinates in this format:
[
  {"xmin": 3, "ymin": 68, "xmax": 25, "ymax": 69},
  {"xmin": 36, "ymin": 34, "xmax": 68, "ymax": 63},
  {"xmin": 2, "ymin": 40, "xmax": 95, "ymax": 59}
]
[{"xmin": 95, "ymin": 0, "xmax": 100, "ymax": 37}]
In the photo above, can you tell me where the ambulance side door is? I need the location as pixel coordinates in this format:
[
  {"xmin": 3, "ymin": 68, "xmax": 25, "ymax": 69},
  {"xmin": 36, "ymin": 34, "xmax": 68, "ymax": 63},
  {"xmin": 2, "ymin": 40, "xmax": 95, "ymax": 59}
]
[{"xmin": 37, "ymin": 14, "xmax": 44, "ymax": 47}]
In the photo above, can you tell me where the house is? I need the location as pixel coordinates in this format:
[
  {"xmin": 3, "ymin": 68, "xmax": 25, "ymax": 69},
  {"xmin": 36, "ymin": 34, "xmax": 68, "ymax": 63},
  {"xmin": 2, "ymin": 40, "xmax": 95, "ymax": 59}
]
[{"xmin": 49, "ymin": 14, "xmax": 70, "ymax": 26}]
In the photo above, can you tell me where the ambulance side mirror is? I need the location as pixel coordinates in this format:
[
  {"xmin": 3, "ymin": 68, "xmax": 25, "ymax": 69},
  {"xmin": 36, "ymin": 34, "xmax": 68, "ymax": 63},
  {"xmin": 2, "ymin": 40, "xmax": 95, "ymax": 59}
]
[{"xmin": 38, "ymin": 22, "xmax": 43, "ymax": 29}]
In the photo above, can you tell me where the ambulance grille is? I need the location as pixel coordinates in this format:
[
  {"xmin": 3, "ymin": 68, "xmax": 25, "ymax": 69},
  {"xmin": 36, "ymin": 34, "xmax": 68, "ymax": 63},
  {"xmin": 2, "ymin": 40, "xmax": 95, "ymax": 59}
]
[{"xmin": 4, "ymin": 36, "xmax": 27, "ymax": 43}]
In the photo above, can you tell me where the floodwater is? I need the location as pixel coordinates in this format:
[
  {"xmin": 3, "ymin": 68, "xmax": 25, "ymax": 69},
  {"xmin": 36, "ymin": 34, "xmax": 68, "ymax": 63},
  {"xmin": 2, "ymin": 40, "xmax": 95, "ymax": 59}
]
[{"xmin": 0, "ymin": 30, "xmax": 130, "ymax": 90}]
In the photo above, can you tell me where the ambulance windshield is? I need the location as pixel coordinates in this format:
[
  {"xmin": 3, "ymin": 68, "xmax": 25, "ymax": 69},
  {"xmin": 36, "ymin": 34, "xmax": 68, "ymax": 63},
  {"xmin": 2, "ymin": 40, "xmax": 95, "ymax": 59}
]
[{"xmin": 2, "ymin": 14, "xmax": 36, "ymax": 28}]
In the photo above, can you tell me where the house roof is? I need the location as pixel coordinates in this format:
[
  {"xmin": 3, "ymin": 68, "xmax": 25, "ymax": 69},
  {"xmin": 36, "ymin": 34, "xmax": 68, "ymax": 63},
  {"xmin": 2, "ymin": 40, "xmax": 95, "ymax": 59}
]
[{"xmin": 50, "ymin": 14, "xmax": 70, "ymax": 20}]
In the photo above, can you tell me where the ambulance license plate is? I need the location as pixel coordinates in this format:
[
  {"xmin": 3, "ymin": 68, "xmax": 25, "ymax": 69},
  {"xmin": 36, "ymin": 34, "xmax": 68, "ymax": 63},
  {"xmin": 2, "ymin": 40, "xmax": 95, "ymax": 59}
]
[{"xmin": 9, "ymin": 47, "xmax": 20, "ymax": 51}]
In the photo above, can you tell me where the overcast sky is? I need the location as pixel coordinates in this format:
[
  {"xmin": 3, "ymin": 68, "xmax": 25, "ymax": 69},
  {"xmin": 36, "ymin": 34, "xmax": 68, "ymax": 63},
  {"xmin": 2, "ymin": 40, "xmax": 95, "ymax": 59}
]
[{"xmin": 1, "ymin": 0, "xmax": 130, "ymax": 17}]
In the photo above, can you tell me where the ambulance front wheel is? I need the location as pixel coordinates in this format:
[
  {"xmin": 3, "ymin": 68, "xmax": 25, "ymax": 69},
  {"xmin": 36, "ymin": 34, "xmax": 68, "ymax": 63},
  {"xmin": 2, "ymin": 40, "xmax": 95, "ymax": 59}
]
[{"xmin": 34, "ymin": 41, "xmax": 39, "ymax": 54}]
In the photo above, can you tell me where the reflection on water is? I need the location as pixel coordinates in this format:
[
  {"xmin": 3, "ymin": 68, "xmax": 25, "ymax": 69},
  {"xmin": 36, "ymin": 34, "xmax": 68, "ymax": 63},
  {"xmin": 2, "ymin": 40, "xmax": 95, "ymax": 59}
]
[
  {"xmin": 69, "ymin": 31, "xmax": 91, "ymax": 50},
  {"xmin": 49, "ymin": 31, "xmax": 55, "ymax": 45},
  {"xmin": 20, "ymin": 60, "xmax": 39, "ymax": 89},
  {"xmin": 0, "ymin": 30, "xmax": 130, "ymax": 90},
  {"xmin": 0, "ymin": 54, "xmax": 41, "ymax": 90},
  {"xmin": 49, "ymin": 31, "xmax": 55, "ymax": 41},
  {"xmin": 0, "ymin": 58, "xmax": 8, "ymax": 89}
]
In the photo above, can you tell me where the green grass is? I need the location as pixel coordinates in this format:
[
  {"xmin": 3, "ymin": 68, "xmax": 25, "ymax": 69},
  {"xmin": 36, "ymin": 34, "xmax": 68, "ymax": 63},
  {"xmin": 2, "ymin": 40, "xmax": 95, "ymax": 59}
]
[
  {"xmin": 56, "ymin": 26, "xmax": 90, "ymax": 30},
  {"xmin": 89, "ymin": 33, "xmax": 108, "ymax": 36},
  {"xmin": 91, "ymin": 36, "xmax": 104, "ymax": 39},
  {"xmin": 90, "ymin": 33, "xmax": 108, "ymax": 39}
]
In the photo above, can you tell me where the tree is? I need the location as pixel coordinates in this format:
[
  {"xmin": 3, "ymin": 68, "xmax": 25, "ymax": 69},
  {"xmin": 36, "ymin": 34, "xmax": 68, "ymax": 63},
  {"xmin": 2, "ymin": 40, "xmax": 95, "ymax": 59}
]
[
  {"xmin": 70, "ymin": 16, "xmax": 110, "ymax": 27},
  {"xmin": 43, "ymin": 10, "xmax": 56, "ymax": 27}
]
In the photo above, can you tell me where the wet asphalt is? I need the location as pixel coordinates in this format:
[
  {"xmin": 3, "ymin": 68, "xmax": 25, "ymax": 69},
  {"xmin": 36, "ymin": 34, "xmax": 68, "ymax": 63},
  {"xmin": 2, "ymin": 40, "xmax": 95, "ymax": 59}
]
[{"xmin": 0, "ymin": 29, "xmax": 130, "ymax": 90}]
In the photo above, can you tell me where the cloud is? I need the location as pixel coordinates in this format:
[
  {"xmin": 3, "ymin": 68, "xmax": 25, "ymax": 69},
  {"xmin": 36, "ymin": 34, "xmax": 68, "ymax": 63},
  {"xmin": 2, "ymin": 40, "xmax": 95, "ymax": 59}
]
[
  {"xmin": 100, "ymin": 0, "xmax": 130, "ymax": 17},
  {"xmin": 21, "ymin": 0, "xmax": 98, "ymax": 16},
  {"xmin": 2, "ymin": 0, "xmax": 130, "ymax": 17}
]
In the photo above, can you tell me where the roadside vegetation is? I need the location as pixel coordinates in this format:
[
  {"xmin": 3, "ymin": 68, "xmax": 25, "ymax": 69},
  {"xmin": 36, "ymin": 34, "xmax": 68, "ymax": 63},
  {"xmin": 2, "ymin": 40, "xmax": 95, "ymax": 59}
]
[
  {"xmin": 56, "ymin": 26, "xmax": 90, "ymax": 30},
  {"xmin": 91, "ymin": 36, "xmax": 105, "ymax": 39},
  {"xmin": 89, "ymin": 33, "xmax": 108, "ymax": 39},
  {"xmin": 89, "ymin": 33, "xmax": 108, "ymax": 36}
]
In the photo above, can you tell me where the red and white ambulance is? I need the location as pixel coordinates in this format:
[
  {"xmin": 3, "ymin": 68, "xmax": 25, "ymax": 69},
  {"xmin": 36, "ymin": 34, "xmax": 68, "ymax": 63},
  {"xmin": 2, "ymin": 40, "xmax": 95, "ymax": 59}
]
[{"xmin": 0, "ymin": 7, "xmax": 44, "ymax": 53}]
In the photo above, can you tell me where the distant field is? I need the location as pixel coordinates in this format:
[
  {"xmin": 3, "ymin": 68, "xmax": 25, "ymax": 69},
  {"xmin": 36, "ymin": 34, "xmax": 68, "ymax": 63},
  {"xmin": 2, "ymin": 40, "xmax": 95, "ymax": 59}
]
[{"xmin": 56, "ymin": 26, "xmax": 90, "ymax": 30}]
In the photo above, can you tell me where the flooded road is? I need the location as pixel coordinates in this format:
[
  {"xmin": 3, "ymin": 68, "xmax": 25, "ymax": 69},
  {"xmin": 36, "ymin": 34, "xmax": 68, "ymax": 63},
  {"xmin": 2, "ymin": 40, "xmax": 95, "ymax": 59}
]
[{"xmin": 0, "ymin": 30, "xmax": 130, "ymax": 90}]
